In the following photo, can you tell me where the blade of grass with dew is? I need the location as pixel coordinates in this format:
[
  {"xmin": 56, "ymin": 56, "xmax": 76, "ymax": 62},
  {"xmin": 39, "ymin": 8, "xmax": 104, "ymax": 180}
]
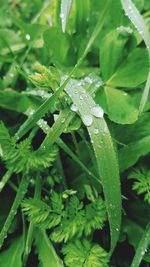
[
  {"xmin": 15, "ymin": 0, "xmax": 111, "ymax": 140},
  {"xmin": 120, "ymin": 0, "xmax": 150, "ymax": 113},
  {"xmin": 60, "ymin": 0, "xmax": 72, "ymax": 32},
  {"xmin": 0, "ymin": 175, "xmax": 30, "ymax": 248},
  {"xmin": 131, "ymin": 222, "xmax": 150, "ymax": 267},
  {"xmin": 65, "ymin": 80, "xmax": 122, "ymax": 253}
]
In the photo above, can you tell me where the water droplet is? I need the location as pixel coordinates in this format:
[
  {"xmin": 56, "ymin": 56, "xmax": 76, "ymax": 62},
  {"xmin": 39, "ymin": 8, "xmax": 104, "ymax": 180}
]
[
  {"xmin": 116, "ymin": 228, "xmax": 119, "ymax": 232},
  {"xmin": 141, "ymin": 251, "xmax": 145, "ymax": 256},
  {"xmin": 84, "ymin": 76, "xmax": 92, "ymax": 84},
  {"xmin": 75, "ymin": 91, "xmax": 78, "ymax": 94},
  {"xmin": 93, "ymin": 128, "xmax": 99, "ymax": 134},
  {"xmin": 128, "ymin": 5, "xmax": 132, "ymax": 10},
  {"xmin": 91, "ymin": 106, "xmax": 104, "ymax": 118},
  {"xmin": 25, "ymin": 34, "xmax": 31, "ymax": 40},
  {"xmin": 80, "ymin": 95, "xmax": 84, "ymax": 100},
  {"xmin": 10, "ymin": 73, "xmax": 14, "ymax": 78},
  {"xmin": 82, "ymin": 115, "xmax": 93, "ymax": 127},
  {"xmin": 70, "ymin": 104, "xmax": 78, "ymax": 112}
]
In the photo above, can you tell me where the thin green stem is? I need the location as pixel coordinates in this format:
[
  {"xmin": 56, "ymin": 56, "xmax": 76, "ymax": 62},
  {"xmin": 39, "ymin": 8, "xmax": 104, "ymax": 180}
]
[{"xmin": 23, "ymin": 176, "xmax": 42, "ymax": 266}]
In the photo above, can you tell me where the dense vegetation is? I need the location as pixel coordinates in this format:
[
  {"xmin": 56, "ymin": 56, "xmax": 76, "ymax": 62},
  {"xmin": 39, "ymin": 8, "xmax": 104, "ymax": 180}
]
[{"xmin": 0, "ymin": 0, "xmax": 150, "ymax": 266}]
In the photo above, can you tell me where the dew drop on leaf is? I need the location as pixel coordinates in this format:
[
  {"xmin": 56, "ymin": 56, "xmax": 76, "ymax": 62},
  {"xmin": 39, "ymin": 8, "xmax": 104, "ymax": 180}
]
[
  {"xmin": 25, "ymin": 34, "xmax": 31, "ymax": 40},
  {"xmin": 93, "ymin": 128, "xmax": 99, "ymax": 134},
  {"xmin": 80, "ymin": 95, "xmax": 84, "ymax": 100},
  {"xmin": 82, "ymin": 115, "xmax": 93, "ymax": 127},
  {"xmin": 70, "ymin": 104, "xmax": 78, "ymax": 112},
  {"xmin": 91, "ymin": 106, "xmax": 104, "ymax": 118}
]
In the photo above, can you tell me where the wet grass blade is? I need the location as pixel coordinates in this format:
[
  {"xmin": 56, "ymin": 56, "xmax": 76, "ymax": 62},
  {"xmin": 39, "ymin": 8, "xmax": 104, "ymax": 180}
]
[
  {"xmin": 60, "ymin": 0, "xmax": 72, "ymax": 32},
  {"xmin": 131, "ymin": 222, "xmax": 150, "ymax": 267},
  {"xmin": 66, "ymin": 80, "xmax": 122, "ymax": 253},
  {"xmin": 0, "ymin": 175, "xmax": 30, "ymax": 248},
  {"xmin": 120, "ymin": 0, "xmax": 150, "ymax": 113}
]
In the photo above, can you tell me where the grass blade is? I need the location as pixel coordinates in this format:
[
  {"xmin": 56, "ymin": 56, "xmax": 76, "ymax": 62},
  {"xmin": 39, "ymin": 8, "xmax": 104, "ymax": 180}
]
[
  {"xmin": 60, "ymin": 0, "xmax": 72, "ymax": 32},
  {"xmin": 131, "ymin": 222, "xmax": 150, "ymax": 267},
  {"xmin": 120, "ymin": 0, "xmax": 150, "ymax": 113},
  {"xmin": 35, "ymin": 229, "xmax": 64, "ymax": 267},
  {"xmin": 66, "ymin": 80, "xmax": 122, "ymax": 253},
  {"xmin": 0, "ymin": 175, "xmax": 30, "ymax": 248}
]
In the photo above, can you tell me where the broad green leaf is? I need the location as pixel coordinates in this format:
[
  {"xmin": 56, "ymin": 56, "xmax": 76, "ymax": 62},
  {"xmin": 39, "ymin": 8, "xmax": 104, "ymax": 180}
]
[
  {"xmin": 43, "ymin": 28, "xmax": 74, "ymax": 65},
  {"xmin": 120, "ymin": 0, "xmax": 150, "ymax": 112},
  {"xmin": 106, "ymin": 48, "xmax": 149, "ymax": 88},
  {"xmin": 0, "ymin": 89, "xmax": 42, "ymax": 113},
  {"xmin": 131, "ymin": 222, "xmax": 150, "ymax": 267},
  {"xmin": 119, "ymin": 136, "xmax": 150, "ymax": 172},
  {"xmin": 60, "ymin": 0, "xmax": 72, "ymax": 32},
  {"xmin": 66, "ymin": 80, "xmax": 122, "ymax": 253},
  {"xmin": 35, "ymin": 229, "xmax": 64, "ymax": 267},
  {"xmin": 0, "ymin": 237, "xmax": 24, "ymax": 267},
  {"xmin": 100, "ymin": 29, "xmax": 131, "ymax": 80},
  {"xmin": 12, "ymin": 17, "xmax": 47, "ymax": 43},
  {"xmin": 114, "ymin": 112, "xmax": 150, "ymax": 144},
  {"xmin": 96, "ymin": 87, "xmax": 138, "ymax": 124}
]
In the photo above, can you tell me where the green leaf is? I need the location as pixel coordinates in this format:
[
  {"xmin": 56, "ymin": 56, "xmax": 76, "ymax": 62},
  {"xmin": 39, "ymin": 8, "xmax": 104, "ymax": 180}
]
[
  {"xmin": 0, "ymin": 89, "xmax": 42, "ymax": 113},
  {"xmin": 60, "ymin": 0, "xmax": 73, "ymax": 32},
  {"xmin": 62, "ymin": 239, "xmax": 109, "ymax": 267},
  {"xmin": 106, "ymin": 48, "xmax": 149, "ymax": 88},
  {"xmin": 96, "ymin": 87, "xmax": 138, "ymax": 124},
  {"xmin": 35, "ymin": 229, "xmax": 64, "ymax": 267},
  {"xmin": 66, "ymin": 80, "xmax": 122, "ymax": 252},
  {"xmin": 131, "ymin": 222, "xmax": 150, "ymax": 267},
  {"xmin": 100, "ymin": 28, "xmax": 131, "ymax": 81},
  {"xmin": 119, "ymin": 136, "xmax": 150, "ymax": 172},
  {"xmin": 43, "ymin": 28, "xmax": 73, "ymax": 65},
  {"xmin": 0, "ymin": 237, "xmax": 24, "ymax": 267},
  {"xmin": 120, "ymin": 0, "xmax": 150, "ymax": 112}
]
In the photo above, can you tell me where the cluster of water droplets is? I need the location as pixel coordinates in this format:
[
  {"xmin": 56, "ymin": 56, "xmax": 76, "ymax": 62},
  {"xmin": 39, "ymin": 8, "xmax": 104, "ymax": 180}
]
[
  {"xmin": 122, "ymin": 2, "xmax": 150, "ymax": 50},
  {"xmin": 81, "ymin": 105, "xmax": 104, "ymax": 130},
  {"xmin": 37, "ymin": 119, "xmax": 49, "ymax": 133}
]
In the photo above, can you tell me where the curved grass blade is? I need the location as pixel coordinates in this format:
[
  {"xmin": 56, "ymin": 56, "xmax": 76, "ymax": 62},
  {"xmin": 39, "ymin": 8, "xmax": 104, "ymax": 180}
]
[
  {"xmin": 15, "ymin": 0, "xmax": 111, "ymax": 140},
  {"xmin": 60, "ymin": 0, "xmax": 72, "ymax": 32},
  {"xmin": 35, "ymin": 229, "xmax": 64, "ymax": 267},
  {"xmin": 66, "ymin": 80, "xmax": 122, "ymax": 253},
  {"xmin": 131, "ymin": 222, "xmax": 150, "ymax": 267},
  {"xmin": 0, "ymin": 175, "xmax": 30, "ymax": 248},
  {"xmin": 120, "ymin": 0, "xmax": 150, "ymax": 113}
]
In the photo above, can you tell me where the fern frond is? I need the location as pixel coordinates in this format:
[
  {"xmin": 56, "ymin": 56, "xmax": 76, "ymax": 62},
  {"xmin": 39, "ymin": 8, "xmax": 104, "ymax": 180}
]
[
  {"xmin": 128, "ymin": 168, "xmax": 150, "ymax": 204},
  {"xmin": 0, "ymin": 121, "xmax": 58, "ymax": 172},
  {"xmin": 62, "ymin": 239, "xmax": 109, "ymax": 267},
  {"xmin": 85, "ymin": 198, "xmax": 107, "ymax": 236},
  {"xmin": 23, "ymin": 193, "xmax": 107, "ymax": 243},
  {"xmin": 22, "ymin": 192, "xmax": 63, "ymax": 229}
]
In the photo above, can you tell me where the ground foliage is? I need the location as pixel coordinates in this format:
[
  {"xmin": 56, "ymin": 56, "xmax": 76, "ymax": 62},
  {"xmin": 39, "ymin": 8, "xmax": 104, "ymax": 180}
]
[{"xmin": 0, "ymin": 0, "xmax": 150, "ymax": 266}]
